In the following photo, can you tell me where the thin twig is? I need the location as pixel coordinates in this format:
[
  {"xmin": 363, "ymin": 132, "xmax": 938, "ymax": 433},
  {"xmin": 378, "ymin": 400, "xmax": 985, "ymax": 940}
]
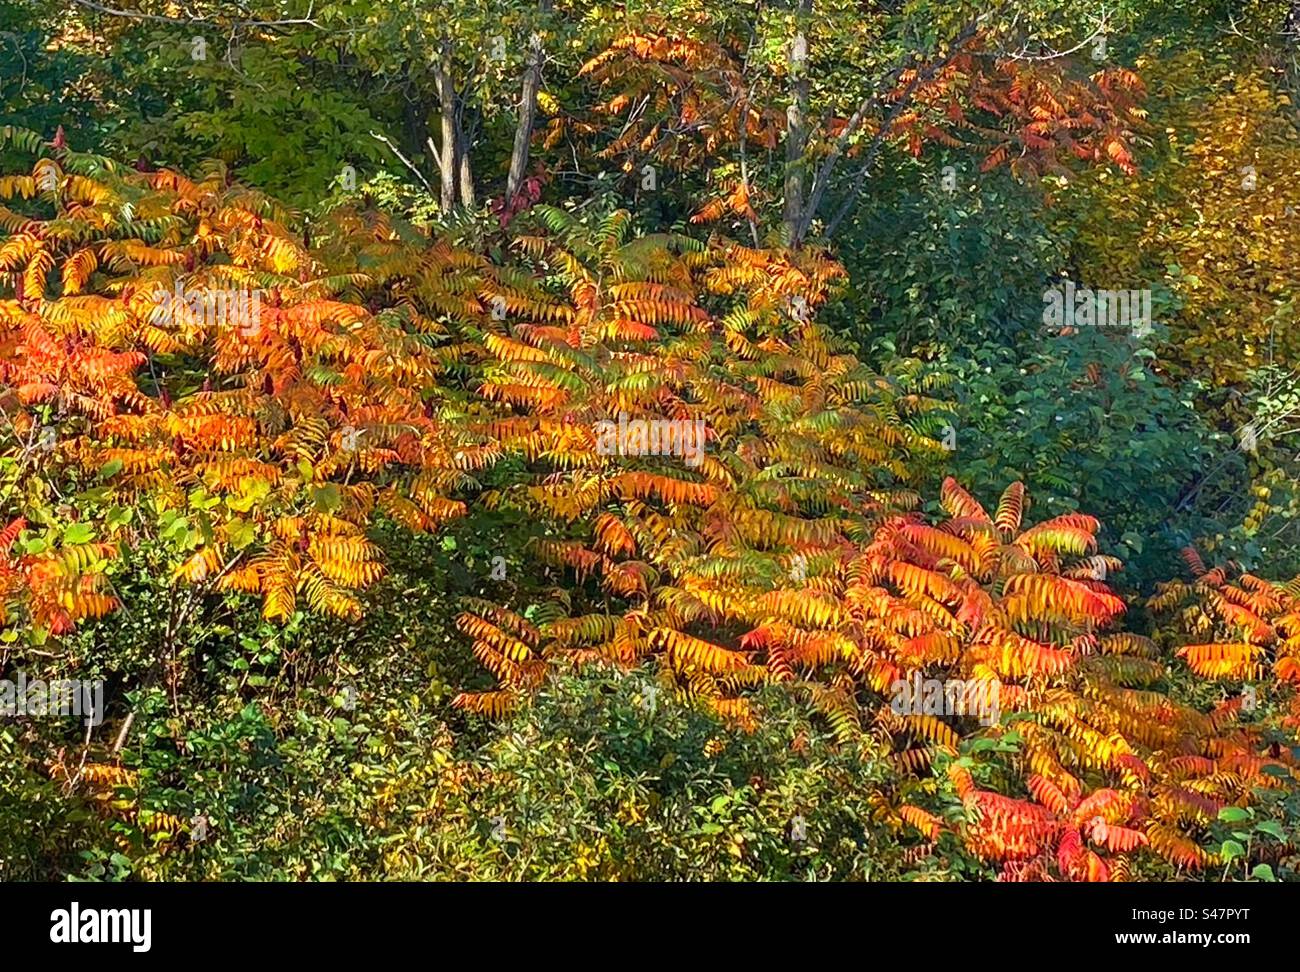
[
  {"xmin": 1000, "ymin": 13, "xmax": 1112, "ymax": 62},
  {"xmin": 70, "ymin": 0, "xmax": 323, "ymax": 30},
  {"xmin": 371, "ymin": 130, "xmax": 434, "ymax": 194}
]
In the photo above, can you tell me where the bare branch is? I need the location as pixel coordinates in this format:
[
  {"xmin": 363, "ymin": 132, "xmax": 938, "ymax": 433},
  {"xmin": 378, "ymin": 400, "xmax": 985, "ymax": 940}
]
[
  {"xmin": 371, "ymin": 130, "xmax": 435, "ymax": 195},
  {"xmin": 70, "ymin": 0, "xmax": 323, "ymax": 30},
  {"xmin": 998, "ymin": 13, "xmax": 1112, "ymax": 62}
]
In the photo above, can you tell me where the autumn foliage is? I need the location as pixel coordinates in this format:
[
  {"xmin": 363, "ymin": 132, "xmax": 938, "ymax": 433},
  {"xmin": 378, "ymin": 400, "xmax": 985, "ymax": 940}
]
[
  {"xmin": 0, "ymin": 129, "xmax": 479, "ymax": 624},
  {"xmin": 1, "ymin": 105, "xmax": 1296, "ymax": 882}
]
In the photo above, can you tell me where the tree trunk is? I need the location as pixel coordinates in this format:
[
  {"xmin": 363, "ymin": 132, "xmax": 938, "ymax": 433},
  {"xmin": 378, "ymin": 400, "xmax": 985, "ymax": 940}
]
[
  {"xmin": 507, "ymin": 0, "xmax": 552, "ymax": 201},
  {"xmin": 783, "ymin": 0, "xmax": 812, "ymax": 244},
  {"xmin": 436, "ymin": 47, "xmax": 459, "ymax": 211},
  {"xmin": 457, "ymin": 107, "xmax": 476, "ymax": 208}
]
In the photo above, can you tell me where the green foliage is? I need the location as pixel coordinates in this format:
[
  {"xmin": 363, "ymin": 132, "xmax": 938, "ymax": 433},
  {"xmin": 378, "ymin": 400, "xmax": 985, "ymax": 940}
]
[
  {"xmin": 1206, "ymin": 778, "xmax": 1300, "ymax": 883},
  {"xmin": 341, "ymin": 668, "xmax": 984, "ymax": 881},
  {"xmin": 938, "ymin": 334, "xmax": 1235, "ymax": 588},
  {"xmin": 0, "ymin": 1, "xmax": 102, "ymax": 160},
  {"xmin": 834, "ymin": 161, "xmax": 1069, "ymax": 356}
]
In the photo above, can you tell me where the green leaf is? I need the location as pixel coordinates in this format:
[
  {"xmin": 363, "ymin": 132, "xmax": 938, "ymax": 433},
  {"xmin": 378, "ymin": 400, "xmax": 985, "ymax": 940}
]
[
  {"xmin": 1251, "ymin": 864, "xmax": 1276, "ymax": 882},
  {"xmin": 1218, "ymin": 806, "xmax": 1251, "ymax": 823},
  {"xmin": 1255, "ymin": 820, "xmax": 1287, "ymax": 842},
  {"xmin": 62, "ymin": 522, "xmax": 94, "ymax": 545},
  {"xmin": 227, "ymin": 518, "xmax": 256, "ymax": 550},
  {"xmin": 161, "ymin": 515, "xmax": 190, "ymax": 542},
  {"xmin": 311, "ymin": 483, "xmax": 342, "ymax": 513},
  {"xmin": 76, "ymin": 486, "xmax": 112, "ymax": 504},
  {"xmin": 1219, "ymin": 839, "xmax": 1245, "ymax": 861},
  {"xmin": 105, "ymin": 506, "xmax": 134, "ymax": 529}
]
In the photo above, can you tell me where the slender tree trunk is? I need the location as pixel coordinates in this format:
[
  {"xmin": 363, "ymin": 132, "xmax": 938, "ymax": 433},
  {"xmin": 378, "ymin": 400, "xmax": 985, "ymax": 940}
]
[
  {"xmin": 436, "ymin": 46, "xmax": 459, "ymax": 211},
  {"xmin": 457, "ymin": 108, "xmax": 476, "ymax": 208},
  {"xmin": 507, "ymin": 0, "xmax": 552, "ymax": 201},
  {"xmin": 783, "ymin": 0, "xmax": 812, "ymax": 244}
]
